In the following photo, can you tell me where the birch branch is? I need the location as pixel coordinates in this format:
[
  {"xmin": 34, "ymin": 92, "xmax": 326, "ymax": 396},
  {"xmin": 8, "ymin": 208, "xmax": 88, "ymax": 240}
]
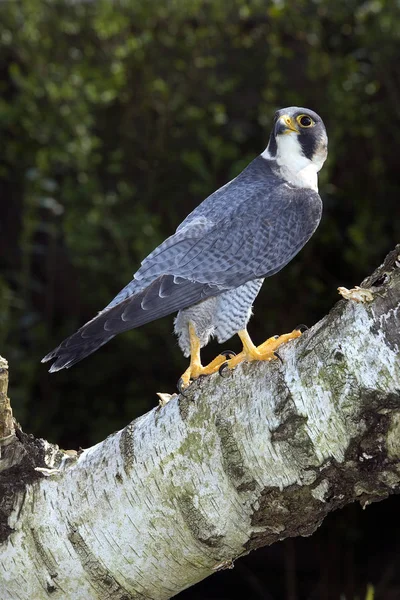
[{"xmin": 1, "ymin": 246, "xmax": 400, "ymax": 600}]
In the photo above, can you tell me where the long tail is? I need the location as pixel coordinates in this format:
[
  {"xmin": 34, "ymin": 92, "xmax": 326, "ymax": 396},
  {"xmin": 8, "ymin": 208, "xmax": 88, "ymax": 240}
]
[{"xmin": 42, "ymin": 275, "xmax": 211, "ymax": 372}]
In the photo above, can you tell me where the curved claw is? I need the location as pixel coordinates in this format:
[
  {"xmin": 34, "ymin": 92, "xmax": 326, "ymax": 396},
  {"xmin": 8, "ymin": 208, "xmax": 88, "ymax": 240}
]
[
  {"xmin": 295, "ymin": 324, "xmax": 308, "ymax": 332},
  {"xmin": 220, "ymin": 350, "xmax": 236, "ymax": 358},
  {"xmin": 273, "ymin": 351, "xmax": 283, "ymax": 364},
  {"xmin": 218, "ymin": 362, "xmax": 229, "ymax": 377},
  {"xmin": 177, "ymin": 377, "xmax": 189, "ymax": 397}
]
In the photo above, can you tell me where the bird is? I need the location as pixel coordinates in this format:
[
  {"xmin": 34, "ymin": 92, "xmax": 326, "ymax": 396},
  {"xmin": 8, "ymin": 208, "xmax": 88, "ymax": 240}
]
[{"xmin": 42, "ymin": 106, "xmax": 328, "ymax": 390}]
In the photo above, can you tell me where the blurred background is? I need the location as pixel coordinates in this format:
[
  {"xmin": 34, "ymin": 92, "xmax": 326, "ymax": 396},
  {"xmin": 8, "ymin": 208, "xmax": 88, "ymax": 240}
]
[{"xmin": 0, "ymin": 0, "xmax": 399, "ymax": 597}]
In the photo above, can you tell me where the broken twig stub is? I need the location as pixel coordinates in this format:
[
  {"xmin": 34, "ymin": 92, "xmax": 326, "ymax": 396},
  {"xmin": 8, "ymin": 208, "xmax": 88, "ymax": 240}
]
[{"xmin": 0, "ymin": 357, "xmax": 14, "ymax": 442}]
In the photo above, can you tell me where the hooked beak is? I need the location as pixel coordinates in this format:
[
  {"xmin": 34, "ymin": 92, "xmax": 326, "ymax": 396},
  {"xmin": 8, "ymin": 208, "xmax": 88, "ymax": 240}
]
[{"xmin": 276, "ymin": 114, "xmax": 299, "ymax": 135}]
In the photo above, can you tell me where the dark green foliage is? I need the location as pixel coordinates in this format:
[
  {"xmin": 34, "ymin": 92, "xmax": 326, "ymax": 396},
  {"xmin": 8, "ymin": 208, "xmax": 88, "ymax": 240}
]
[{"xmin": 0, "ymin": 0, "xmax": 399, "ymax": 448}]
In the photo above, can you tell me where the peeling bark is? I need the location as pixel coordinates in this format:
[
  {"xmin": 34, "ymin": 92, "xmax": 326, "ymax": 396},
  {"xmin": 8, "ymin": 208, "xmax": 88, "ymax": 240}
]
[{"xmin": 0, "ymin": 246, "xmax": 399, "ymax": 600}]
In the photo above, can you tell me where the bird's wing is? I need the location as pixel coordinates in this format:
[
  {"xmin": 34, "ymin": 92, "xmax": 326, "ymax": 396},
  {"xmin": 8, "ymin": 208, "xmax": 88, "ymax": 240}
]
[
  {"xmin": 103, "ymin": 217, "xmax": 212, "ymax": 310},
  {"xmin": 43, "ymin": 183, "xmax": 321, "ymax": 371},
  {"xmin": 134, "ymin": 183, "xmax": 322, "ymax": 287}
]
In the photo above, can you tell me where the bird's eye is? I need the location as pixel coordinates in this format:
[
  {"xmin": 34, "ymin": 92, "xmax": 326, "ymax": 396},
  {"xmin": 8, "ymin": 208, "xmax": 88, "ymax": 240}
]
[{"xmin": 297, "ymin": 114, "xmax": 314, "ymax": 128}]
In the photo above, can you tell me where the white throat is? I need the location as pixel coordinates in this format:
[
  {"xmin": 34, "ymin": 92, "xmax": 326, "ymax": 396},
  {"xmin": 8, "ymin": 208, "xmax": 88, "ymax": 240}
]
[{"xmin": 262, "ymin": 134, "xmax": 321, "ymax": 192}]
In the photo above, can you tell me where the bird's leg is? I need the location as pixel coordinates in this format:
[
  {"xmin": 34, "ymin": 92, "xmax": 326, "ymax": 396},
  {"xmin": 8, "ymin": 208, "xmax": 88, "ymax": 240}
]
[
  {"xmin": 178, "ymin": 323, "xmax": 236, "ymax": 390},
  {"xmin": 221, "ymin": 328, "xmax": 302, "ymax": 371},
  {"xmin": 179, "ymin": 323, "xmax": 202, "ymax": 389}
]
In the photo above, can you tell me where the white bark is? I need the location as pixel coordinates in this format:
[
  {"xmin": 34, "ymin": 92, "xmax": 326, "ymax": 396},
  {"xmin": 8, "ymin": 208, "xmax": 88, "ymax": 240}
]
[{"xmin": 1, "ymin": 246, "xmax": 400, "ymax": 600}]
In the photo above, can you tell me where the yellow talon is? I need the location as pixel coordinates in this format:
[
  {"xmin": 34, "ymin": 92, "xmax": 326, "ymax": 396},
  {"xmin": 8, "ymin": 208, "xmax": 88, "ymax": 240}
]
[
  {"xmin": 222, "ymin": 328, "xmax": 302, "ymax": 371},
  {"xmin": 179, "ymin": 323, "xmax": 302, "ymax": 390},
  {"xmin": 179, "ymin": 323, "xmax": 234, "ymax": 389}
]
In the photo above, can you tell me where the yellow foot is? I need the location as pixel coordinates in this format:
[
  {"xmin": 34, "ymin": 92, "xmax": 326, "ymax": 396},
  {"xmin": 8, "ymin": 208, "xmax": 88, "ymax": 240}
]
[
  {"xmin": 256, "ymin": 329, "xmax": 302, "ymax": 356},
  {"xmin": 221, "ymin": 329, "xmax": 303, "ymax": 372},
  {"xmin": 178, "ymin": 351, "xmax": 236, "ymax": 391}
]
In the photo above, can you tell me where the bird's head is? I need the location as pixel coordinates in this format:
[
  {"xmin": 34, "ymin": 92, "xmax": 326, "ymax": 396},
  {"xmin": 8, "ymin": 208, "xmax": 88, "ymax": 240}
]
[{"xmin": 263, "ymin": 107, "xmax": 328, "ymax": 183}]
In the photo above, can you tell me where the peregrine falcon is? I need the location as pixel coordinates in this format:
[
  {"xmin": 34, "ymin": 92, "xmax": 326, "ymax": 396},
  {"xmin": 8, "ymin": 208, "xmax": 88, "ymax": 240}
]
[{"xmin": 43, "ymin": 107, "xmax": 328, "ymax": 388}]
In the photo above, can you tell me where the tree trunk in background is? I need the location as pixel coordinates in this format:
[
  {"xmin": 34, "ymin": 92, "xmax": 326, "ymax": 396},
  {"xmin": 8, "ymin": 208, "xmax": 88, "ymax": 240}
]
[{"xmin": 0, "ymin": 246, "xmax": 399, "ymax": 600}]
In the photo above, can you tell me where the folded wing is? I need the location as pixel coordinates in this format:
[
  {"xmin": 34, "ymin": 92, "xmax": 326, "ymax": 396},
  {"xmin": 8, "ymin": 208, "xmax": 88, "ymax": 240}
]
[{"xmin": 43, "ymin": 182, "xmax": 321, "ymax": 371}]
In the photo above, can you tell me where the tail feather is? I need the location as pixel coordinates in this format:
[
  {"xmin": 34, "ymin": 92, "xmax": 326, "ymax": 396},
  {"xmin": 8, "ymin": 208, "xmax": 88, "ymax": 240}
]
[
  {"xmin": 43, "ymin": 335, "xmax": 115, "ymax": 372},
  {"xmin": 42, "ymin": 275, "xmax": 216, "ymax": 371}
]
